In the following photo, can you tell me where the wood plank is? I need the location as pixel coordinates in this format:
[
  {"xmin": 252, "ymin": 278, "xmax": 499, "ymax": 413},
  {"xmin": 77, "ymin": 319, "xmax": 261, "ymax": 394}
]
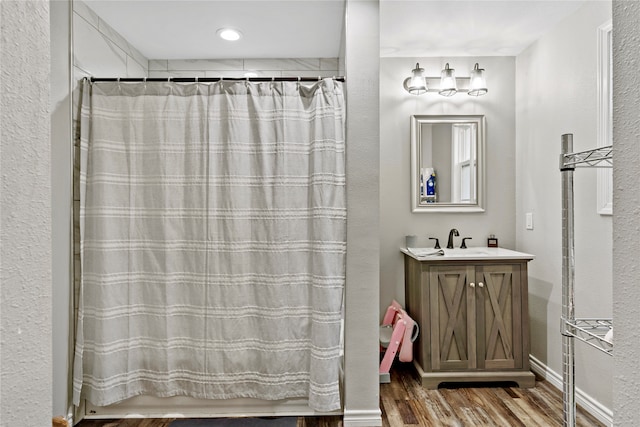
[
  {"xmin": 381, "ymin": 392, "xmax": 405, "ymax": 426},
  {"xmin": 464, "ymin": 386, "xmax": 523, "ymax": 427},
  {"xmin": 440, "ymin": 387, "xmax": 488, "ymax": 426},
  {"xmin": 387, "ymin": 366, "xmax": 411, "ymax": 401},
  {"xmin": 407, "ymin": 399, "xmax": 436, "ymax": 427},
  {"xmin": 75, "ymin": 365, "xmax": 606, "ymax": 427},
  {"xmin": 528, "ymin": 386, "xmax": 564, "ymax": 425},
  {"xmin": 513, "ymin": 392, "xmax": 556, "ymax": 426},
  {"xmin": 395, "ymin": 399, "xmax": 419, "ymax": 425},
  {"xmin": 500, "ymin": 395, "xmax": 537, "ymax": 426}
]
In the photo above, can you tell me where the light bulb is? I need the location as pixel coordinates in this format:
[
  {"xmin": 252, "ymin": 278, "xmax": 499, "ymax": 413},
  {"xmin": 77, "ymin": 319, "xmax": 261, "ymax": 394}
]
[{"xmin": 217, "ymin": 28, "xmax": 242, "ymax": 41}]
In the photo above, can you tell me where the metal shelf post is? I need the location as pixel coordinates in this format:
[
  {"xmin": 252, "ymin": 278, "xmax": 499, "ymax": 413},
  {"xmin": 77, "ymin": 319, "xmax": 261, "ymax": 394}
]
[
  {"xmin": 559, "ymin": 134, "xmax": 613, "ymax": 427},
  {"xmin": 560, "ymin": 134, "xmax": 576, "ymax": 427}
]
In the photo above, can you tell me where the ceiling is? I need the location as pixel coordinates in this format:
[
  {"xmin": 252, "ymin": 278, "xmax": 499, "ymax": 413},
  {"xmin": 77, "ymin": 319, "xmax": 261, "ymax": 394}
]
[
  {"xmin": 380, "ymin": 1, "xmax": 588, "ymax": 57},
  {"xmin": 83, "ymin": 0, "xmax": 347, "ymax": 60},
  {"xmin": 84, "ymin": 0, "xmax": 589, "ymax": 60}
]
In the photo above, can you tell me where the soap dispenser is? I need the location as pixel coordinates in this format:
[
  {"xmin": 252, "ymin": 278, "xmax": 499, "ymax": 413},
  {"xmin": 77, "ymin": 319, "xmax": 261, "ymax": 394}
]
[{"xmin": 487, "ymin": 234, "xmax": 498, "ymax": 248}]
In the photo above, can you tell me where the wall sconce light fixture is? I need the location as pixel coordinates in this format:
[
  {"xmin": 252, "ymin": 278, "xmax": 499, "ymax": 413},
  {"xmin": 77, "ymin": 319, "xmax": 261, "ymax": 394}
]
[
  {"xmin": 403, "ymin": 62, "xmax": 488, "ymax": 97},
  {"xmin": 468, "ymin": 63, "xmax": 488, "ymax": 96},
  {"xmin": 439, "ymin": 63, "xmax": 457, "ymax": 96},
  {"xmin": 403, "ymin": 63, "xmax": 428, "ymax": 95}
]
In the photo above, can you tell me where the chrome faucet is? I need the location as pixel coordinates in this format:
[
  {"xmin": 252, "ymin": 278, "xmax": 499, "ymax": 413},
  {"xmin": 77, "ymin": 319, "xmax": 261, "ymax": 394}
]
[{"xmin": 446, "ymin": 228, "xmax": 459, "ymax": 249}]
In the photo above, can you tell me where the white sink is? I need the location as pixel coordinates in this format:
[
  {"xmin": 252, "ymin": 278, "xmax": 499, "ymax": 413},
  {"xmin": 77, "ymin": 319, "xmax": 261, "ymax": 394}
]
[
  {"xmin": 443, "ymin": 248, "xmax": 491, "ymax": 256},
  {"xmin": 402, "ymin": 247, "xmax": 535, "ymax": 261}
]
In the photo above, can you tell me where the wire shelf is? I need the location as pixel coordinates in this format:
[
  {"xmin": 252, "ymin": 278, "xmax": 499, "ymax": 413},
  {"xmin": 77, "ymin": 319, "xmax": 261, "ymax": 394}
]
[
  {"xmin": 563, "ymin": 318, "xmax": 613, "ymax": 356},
  {"xmin": 561, "ymin": 145, "xmax": 612, "ymax": 168}
]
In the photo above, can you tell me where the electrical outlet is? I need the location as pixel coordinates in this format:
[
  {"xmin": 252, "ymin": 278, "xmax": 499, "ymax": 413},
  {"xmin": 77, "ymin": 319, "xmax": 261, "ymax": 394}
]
[{"xmin": 526, "ymin": 212, "xmax": 534, "ymax": 230}]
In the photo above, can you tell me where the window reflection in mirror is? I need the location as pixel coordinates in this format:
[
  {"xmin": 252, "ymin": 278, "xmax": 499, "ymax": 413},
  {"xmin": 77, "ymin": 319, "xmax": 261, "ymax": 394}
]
[{"xmin": 411, "ymin": 115, "xmax": 485, "ymax": 212}]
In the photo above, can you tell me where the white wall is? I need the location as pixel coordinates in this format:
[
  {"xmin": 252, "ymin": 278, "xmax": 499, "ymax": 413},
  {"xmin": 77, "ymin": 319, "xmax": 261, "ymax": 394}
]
[
  {"xmin": 515, "ymin": 0, "xmax": 613, "ymax": 413},
  {"xmin": 0, "ymin": 1, "xmax": 52, "ymax": 426},
  {"xmin": 612, "ymin": 2, "xmax": 640, "ymax": 425},
  {"xmin": 380, "ymin": 56, "xmax": 516, "ymax": 313}
]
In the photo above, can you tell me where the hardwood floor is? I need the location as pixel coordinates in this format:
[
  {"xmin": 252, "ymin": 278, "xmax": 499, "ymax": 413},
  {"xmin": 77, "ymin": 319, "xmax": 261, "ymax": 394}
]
[{"xmin": 76, "ymin": 363, "xmax": 605, "ymax": 427}]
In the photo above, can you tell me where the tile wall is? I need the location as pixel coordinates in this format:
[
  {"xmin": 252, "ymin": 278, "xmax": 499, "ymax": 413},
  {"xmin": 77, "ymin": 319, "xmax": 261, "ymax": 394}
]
[
  {"xmin": 73, "ymin": 0, "xmax": 149, "ymax": 79},
  {"xmin": 148, "ymin": 58, "xmax": 340, "ymax": 79}
]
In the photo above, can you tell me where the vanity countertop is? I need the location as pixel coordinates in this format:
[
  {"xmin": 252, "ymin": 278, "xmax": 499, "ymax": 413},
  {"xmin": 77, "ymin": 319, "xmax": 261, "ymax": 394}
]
[{"xmin": 401, "ymin": 246, "xmax": 535, "ymax": 261}]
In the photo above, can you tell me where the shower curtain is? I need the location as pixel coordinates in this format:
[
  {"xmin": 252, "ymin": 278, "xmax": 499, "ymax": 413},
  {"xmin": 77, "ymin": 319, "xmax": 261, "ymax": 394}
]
[{"xmin": 72, "ymin": 78, "xmax": 346, "ymax": 412}]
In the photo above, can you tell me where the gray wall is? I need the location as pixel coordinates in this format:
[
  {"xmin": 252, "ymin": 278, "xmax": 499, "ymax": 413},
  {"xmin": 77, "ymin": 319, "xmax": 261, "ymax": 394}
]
[
  {"xmin": 612, "ymin": 2, "xmax": 640, "ymax": 425},
  {"xmin": 515, "ymin": 1, "xmax": 613, "ymax": 412},
  {"xmin": 343, "ymin": 1, "xmax": 381, "ymax": 425},
  {"xmin": 50, "ymin": 0, "xmax": 73, "ymax": 418},
  {"xmin": 380, "ymin": 56, "xmax": 516, "ymax": 314},
  {"xmin": 0, "ymin": 1, "xmax": 52, "ymax": 426}
]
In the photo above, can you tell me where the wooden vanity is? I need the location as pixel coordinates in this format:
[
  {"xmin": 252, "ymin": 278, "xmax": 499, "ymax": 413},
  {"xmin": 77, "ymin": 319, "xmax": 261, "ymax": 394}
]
[{"xmin": 402, "ymin": 247, "xmax": 536, "ymax": 389}]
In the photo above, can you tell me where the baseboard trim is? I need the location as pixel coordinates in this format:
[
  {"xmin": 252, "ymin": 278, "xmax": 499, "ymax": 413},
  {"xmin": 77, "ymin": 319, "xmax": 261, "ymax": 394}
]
[
  {"xmin": 343, "ymin": 408, "xmax": 382, "ymax": 427},
  {"xmin": 529, "ymin": 355, "xmax": 612, "ymax": 426}
]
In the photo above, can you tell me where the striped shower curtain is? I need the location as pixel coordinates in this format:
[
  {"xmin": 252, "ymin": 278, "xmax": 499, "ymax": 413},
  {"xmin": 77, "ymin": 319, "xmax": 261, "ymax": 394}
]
[{"xmin": 72, "ymin": 78, "xmax": 346, "ymax": 412}]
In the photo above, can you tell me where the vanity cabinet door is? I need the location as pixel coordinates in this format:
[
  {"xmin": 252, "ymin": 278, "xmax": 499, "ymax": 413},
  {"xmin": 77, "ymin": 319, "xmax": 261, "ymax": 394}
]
[
  {"xmin": 429, "ymin": 265, "xmax": 476, "ymax": 371},
  {"xmin": 475, "ymin": 264, "xmax": 522, "ymax": 370}
]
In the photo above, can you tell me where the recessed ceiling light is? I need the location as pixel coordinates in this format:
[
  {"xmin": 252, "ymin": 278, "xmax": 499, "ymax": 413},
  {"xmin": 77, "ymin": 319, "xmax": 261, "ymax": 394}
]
[{"xmin": 217, "ymin": 28, "xmax": 242, "ymax": 41}]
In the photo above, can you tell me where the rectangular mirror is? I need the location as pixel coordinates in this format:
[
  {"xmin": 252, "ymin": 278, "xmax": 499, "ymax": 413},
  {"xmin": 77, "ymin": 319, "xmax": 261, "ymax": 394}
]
[{"xmin": 410, "ymin": 115, "xmax": 485, "ymax": 212}]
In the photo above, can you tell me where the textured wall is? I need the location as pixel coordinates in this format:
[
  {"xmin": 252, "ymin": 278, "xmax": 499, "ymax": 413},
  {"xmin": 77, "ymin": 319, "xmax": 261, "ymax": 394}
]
[
  {"xmin": 515, "ymin": 0, "xmax": 612, "ymax": 414},
  {"xmin": 343, "ymin": 0, "xmax": 381, "ymax": 426},
  {"xmin": 380, "ymin": 56, "xmax": 516, "ymax": 314},
  {"xmin": 612, "ymin": 2, "xmax": 640, "ymax": 425},
  {"xmin": 0, "ymin": 1, "xmax": 52, "ymax": 426}
]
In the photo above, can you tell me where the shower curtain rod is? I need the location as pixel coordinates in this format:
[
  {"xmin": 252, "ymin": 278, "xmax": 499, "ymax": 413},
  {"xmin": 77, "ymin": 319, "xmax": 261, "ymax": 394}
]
[{"xmin": 89, "ymin": 76, "xmax": 345, "ymax": 83}]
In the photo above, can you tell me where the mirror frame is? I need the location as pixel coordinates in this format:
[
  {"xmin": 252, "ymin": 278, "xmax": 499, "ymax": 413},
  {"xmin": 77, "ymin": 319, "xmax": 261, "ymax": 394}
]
[{"xmin": 410, "ymin": 114, "xmax": 486, "ymax": 213}]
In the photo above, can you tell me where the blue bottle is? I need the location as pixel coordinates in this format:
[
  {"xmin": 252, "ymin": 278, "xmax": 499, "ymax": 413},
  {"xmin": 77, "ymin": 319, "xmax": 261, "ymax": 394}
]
[{"xmin": 425, "ymin": 168, "xmax": 436, "ymax": 203}]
